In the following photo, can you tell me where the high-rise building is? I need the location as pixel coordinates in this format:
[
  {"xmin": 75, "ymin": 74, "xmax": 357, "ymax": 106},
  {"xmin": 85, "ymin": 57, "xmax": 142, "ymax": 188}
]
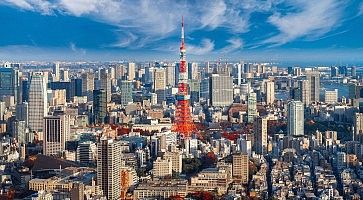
[
  {"xmin": 76, "ymin": 141, "xmax": 96, "ymax": 165},
  {"xmin": 152, "ymin": 157, "xmax": 172, "ymax": 178},
  {"xmin": 28, "ymin": 73, "xmax": 47, "ymax": 132},
  {"xmin": 53, "ymin": 62, "xmax": 60, "ymax": 82},
  {"xmin": 298, "ymin": 80, "xmax": 310, "ymax": 105},
  {"xmin": 128, "ymin": 62, "xmax": 136, "ymax": 81},
  {"xmin": 43, "ymin": 115, "xmax": 70, "ymax": 156},
  {"xmin": 0, "ymin": 67, "xmax": 19, "ymax": 104},
  {"xmin": 247, "ymin": 92, "xmax": 257, "ymax": 123},
  {"xmin": 200, "ymin": 78, "xmax": 210, "ymax": 103},
  {"xmin": 232, "ymin": 153, "xmax": 249, "ymax": 184},
  {"xmin": 93, "ymin": 89, "xmax": 107, "ymax": 124},
  {"xmin": 325, "ymin": 89, "xmax": 338, "ymax": 104},
  {"xmin": 153, "ymin": 68, "xmax": 166, "ymax": 104},
  {"xmin": 12, "ymin": 120, "xmax": 27, "ymax": 144},
  {"xmin": 16, "ymin": 102, "xmax": 28, "ymax": 125},
  {"xmin": 188, "ymin": 62, "xmax": 199, "ymax": 80},
  {"xmin": 81, "ymin": 72, "xmax": 95, "ymax": 101},
  {"xmin": 97, "ymin": 137, "xmax": 123, "ymax": 200},
  {"xmin": 70, "ymin": 78, "xmax": 83, "ymax": 98},
  {"xmin": 189, "ymin": 80, "xmax": 200, "ymax": 105},
  {"xmin": 287, "ymin": 101, "xmax": 304, "ymax": 136},
  {"xmin": 306, "ymin": 71, "xmax": 320, "ymax": 102},
  {"xmin": 237, "ymin": 62, "xmax": 243, "ymax": 86},
  {"xmin": 60, "ymin": 69, "xmax": 69, "ymax": 82},
  {"xmin": 254, "ymin": 116, "xmax": 268, "ymax": 155},
  {"xmin": 119, "ymin": 80, "xmax": 133, "ymax": 106},
  {"xmin": 265, "ymin": 81, "xmax": 275, "ymax": 105},
  {"xmin": 331, "ymin": 66, "xmax": 338, "ymax": 77},
  {"xmin": 163, "ymin": 151, "xmax": 182, "ymax": 175},
  {"xmin": 115, "ymin": 64, "xmax": 126, "ymax": 80},
  {"xmin": 354, "ymin": 113, "xmax": 363, "ymax": 142},
  {"xmin": 209, "ymin": 74, "xmax": 233, "ymax": 107},
  {"xmin": 100, "ymin": 68, "xmax": 111, "ymax": 102},
  {"xmin": 165, "ymin": 64, "xmax": 176, "ymax": 87}
]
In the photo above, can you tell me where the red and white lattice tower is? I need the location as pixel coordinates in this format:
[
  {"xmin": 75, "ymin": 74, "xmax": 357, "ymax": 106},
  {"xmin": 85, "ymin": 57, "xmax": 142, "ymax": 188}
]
[{"xmin": 172, "ymin": 17, "xmax": 196, "ymax": 138}]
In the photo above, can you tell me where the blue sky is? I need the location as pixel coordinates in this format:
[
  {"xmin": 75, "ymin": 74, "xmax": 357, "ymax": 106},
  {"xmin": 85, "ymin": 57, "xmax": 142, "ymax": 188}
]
[{"xmin": 0, "ymin": 0, "xmax": 363, "ymax": 64}]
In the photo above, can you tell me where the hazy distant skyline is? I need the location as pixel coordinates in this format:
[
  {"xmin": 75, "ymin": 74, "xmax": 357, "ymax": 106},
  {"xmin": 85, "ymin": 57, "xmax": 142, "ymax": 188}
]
[{"xmin": 1, "ymin": 0, "xmax": 363, "ymax": 64}]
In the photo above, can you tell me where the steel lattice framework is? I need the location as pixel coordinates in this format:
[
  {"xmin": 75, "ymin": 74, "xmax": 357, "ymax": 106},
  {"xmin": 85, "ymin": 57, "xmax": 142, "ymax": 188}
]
[{"xmin": 172, "ymin": 17, "xmax": 196, "ymax": 138}]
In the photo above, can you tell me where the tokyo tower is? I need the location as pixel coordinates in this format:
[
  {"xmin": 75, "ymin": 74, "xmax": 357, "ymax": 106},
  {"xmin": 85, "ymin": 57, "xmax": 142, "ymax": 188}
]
[{"xmin": 173, "ymin": 17, "xmax": 196, "ymax": 138}]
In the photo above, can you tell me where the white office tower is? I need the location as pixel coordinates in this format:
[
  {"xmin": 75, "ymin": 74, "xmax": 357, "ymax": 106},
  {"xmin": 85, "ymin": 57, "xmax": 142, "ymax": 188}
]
[
  {"xmin": 97, "ymin": 137, "xmax": 123, "ymax": 200},
  {"xmin": 298, "ymin": 80, "xmax": 310, "ymax": 105},
  {"xmin": 287, "ymin": 101, "xmax": 304, "ymax": 136},
  {"xmin": 336, "ymin": 152, "xmax": 347, "ymax": 170},
  {"xmin": 43, "ymin": 115, "xmax": 70, "ymax": 156},
  {"xmin": 237, "ymin": 63, "xmax": 242, "ymax": 86},
  {"xmin": 210, "ymin": 74, "xmax": 233, "ymax": 107},
  {"xmin": 128, "ymin": 62, "xmax": 136, "ymax": 81},
  {"xmin": 265, "ymin": 80, "xmax": 275, "ymax": 105},
  {"xmin": 237, "ymin": 137, "xmax": 252, "ymax": 157},
  {"xmin": 247, "ymin": 92, "xmax": 257, "ymax": 123},
  {"xmin": 254, "ymin": 116, "xmax": 268, "ymax": 155},
  {"xmin": 28, "ymin": 72, "xmax": 47, "ymax": 132}
]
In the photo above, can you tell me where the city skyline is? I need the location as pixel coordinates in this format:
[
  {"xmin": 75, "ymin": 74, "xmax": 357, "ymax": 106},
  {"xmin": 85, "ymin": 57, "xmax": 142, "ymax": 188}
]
[{"xmin": 0, "ymin": 0, "xmax": 363, "ymax": 64}]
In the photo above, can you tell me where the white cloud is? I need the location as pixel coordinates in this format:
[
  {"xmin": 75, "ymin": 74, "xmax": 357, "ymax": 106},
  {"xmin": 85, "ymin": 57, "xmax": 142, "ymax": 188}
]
[
  {"xmin": 359, "ymin": 2, "xmax": 363, "ymax": 16},
  {"xmin": 264, "ymin": 0, "xmax": 345, "ymax": 45},
  {"xmin": 220, "ymin": 38, "xmax": 243, "ymax": 53},
  {"xmin": 188, "ymin": 39, "xmax": 215, "ymax": 55},
  {"xmin": 69, "ymin": 42, "xmax": 86, "ymax": 55}
]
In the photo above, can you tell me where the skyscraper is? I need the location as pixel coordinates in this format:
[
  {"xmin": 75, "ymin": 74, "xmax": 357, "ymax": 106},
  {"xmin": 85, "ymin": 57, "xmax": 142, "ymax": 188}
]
[
  {"xmin": 237, "ymin": 63, "xmax": 242, "ymax": 86},
  {"xmin": 28, "ymin": 73, "xmax": 47, "ymax": 132},
  {"xmin": 43, "ymin": 115, "xmax": 70, "ymax": 156},
  {"xmin": 119, "ymin": 80, "xmax": 133, "ymax": 106},
  {"xmin": 100, "ymin": 68, "xmax": 111, "ymax": 102},
  {"xmin": 53, "ymin": 62, "xmax": 60, "ymax": 82},
  {"xmin": 247, "ymin": 92, "xmax": 257, "ymax": 123},
  {"xmin": 165, "ymin": 64, "xmax": 176, "ymax": 87},
  {"xmin": 232, "ymin": 153, "xmax": 249, "ymax": 184},
  {"xmin": 209, "ymin": 74, "xmax": 233, "ymax": 107},
  {"xmin": 298, "ymin": 80, "xmax": 310, "ymax": 105},
  {"xmin": 354, "ymin": 113, "xmax": 363, "ymax": 142},
  {"xmin": 70, "ymin": 78, "xmax": 83, "ymax": 98},
  {"xmin": 153, "ymin": 68, "xmax": 166, "ymax": 104},
  {"xmin": 325, "ymin": 89, "xmax": 338, "ymax": 104},
  {"xmin": 265, "ymin": 81, "xmax": 275, "ymax": 105},
  {"xmin": 81, "ymin": 72, "xmax": 95, "ymax": 101},
  {"xmin": 287, "ymin": 101, "xmax": 304, "ymax": 136},
  {"xmin": 306, "ymin": 71, "xmax": 320, "ymax": 102},
  {"xmin": 0, "ymin": 67, "xmax": 19, "ymax": 104},
  {"xmin": 97, "ymin": 137, "xmax": 123, "ymax": 200},
  {"xmin": 128, "ymin": 62, "xmax": 136, "ymax": 81},
  {"xmin": 93, "ymin": 89, "xmax": 107, "ymax": 124},
  {"xmin": 254, "ymin": 116, "xmax": 268, "ymax": 155}
]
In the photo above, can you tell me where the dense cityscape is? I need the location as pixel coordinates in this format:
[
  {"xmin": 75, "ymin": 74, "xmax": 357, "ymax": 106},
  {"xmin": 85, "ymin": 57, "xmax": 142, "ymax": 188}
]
[
  {"xmin": 1, "ymin": 0, "xmax": 363, "ymax": 199},
  {"xmin": 0, "ymin": 18, "xmax": 362, "ymax": 200}
]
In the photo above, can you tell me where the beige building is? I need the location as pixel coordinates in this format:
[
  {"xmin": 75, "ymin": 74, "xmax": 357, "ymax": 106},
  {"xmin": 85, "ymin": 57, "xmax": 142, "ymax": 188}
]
[
  {"xmin": 128, "ymin": 62, "xmax": 136, "ymax": 81},
  {"xmin": 265, "ymin": 81, "xmax": 275, "ymax": 105},
  {"xmin": 189, "ymin": 168, "xmax": 231, "ymax": 195},
  {"xmin": 163, "ymin": 151, "xmax": 182, "ymax": 174},
  {"xmin": 81, "ymin": 72, "xmax": 94, "ymax": 101},
  {"xmin": 232, "ymin": 153, "xmax": 249, "ymax": 184},
  {"xmin": 133, "ymin": 180, "xmax": 188, "ymax": 199},
  {"xmin": 152, "ymin": 157, "xmax": 172, "ymax": 178},
  {"xmin": 50, "ymin": 89, "xmax": 66, "ymax": 106},
  {"xmin": 324, "ymin": 89, "xmax": 338, "ymax": 104},
  {"xmin": 43, "ymin": 115, "xmax": 70, "ymax": 156}
]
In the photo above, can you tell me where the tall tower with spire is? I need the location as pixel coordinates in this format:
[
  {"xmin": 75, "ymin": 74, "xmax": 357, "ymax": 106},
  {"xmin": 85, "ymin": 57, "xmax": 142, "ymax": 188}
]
[{"xmin": 173, "ymin": 17, "xmax": 195, "ymax": 138}]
